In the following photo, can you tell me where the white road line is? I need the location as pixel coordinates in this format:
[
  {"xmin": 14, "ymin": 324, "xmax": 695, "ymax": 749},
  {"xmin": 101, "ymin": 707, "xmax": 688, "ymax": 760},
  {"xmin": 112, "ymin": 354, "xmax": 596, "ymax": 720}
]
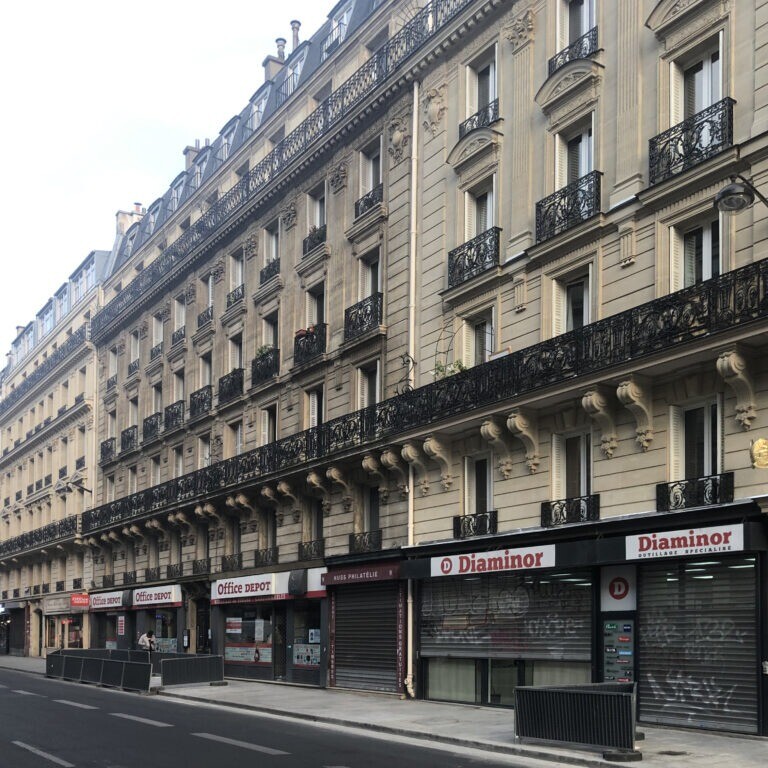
[
  {"xmin": 192, "ymin": 732, "xmax": 289, "ymax": 755},
  {"xmin": 12, "ymin": 741, "xmax": 75, "ymax": 767},
  {"xmin": 12, "ymin": 689, "xmax": 43, "ymax": 696},
  {"xmin": 111, "ymin": 712, "xmax": 173, "ymax": 727},
  {"xmin": 54, "ymin": 699, "xmax": 98, "ymax": 710}
]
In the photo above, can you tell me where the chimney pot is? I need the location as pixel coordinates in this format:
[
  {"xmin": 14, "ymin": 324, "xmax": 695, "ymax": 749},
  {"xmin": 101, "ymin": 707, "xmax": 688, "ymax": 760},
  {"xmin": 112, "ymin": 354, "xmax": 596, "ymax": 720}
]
[
  {"xmin": 134, "ymin": 202, "xmax": 142, "ymax": 213},
  {"xmin": 291, "ymin": 20, "xmax": 300, "ymax": 51},
  {"xmin": 276, "ymin": 37, "xmax": 286, "ymax": 60}
]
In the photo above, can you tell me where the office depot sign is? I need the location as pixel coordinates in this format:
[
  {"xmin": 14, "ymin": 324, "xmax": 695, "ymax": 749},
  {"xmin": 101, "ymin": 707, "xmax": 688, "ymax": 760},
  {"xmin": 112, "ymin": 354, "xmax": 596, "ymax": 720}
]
[
  {"xmin": 211, "ymin": 574, "xmax": 275, "ymax": 604},
  {"xmin": 89, "ymin": 591, "xmax": 127, "ymax": 611},
  {"xmin": 132, "ymin": 585, "xmax": 182, "ymax": 607},
  {"xmin": 431, "ymin": 545, "xmax": 555, "ymax": 577},
  {"xmin": 626, "ymin": 524, "xmax": 743, "ymax": 560}
]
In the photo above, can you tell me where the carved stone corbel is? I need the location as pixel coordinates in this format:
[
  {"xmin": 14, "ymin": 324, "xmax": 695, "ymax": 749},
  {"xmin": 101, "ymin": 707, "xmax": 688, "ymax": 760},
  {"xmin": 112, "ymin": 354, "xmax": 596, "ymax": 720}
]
[
  {"xmin": 327, "ymin": 466, "xmax": 354, "ymax": 513},
  {"xmin": 277, "ymin": 480, "xmax": 302, "ymax": 524},
  {"xmin": 381, "ymin": 448, "xmax": 408, "ymax": 498},
  {"xmin": 616, "ymin": 375, "xmax": 654, "ymax": 451},
  {"xmin": 716, "ymin": 348, "xmax": 756, "ymax": 430},
  {"xmin": 401, "ymin": 441, "xmax": 429, "ymax": 495},
  {"xmin": 362, "ymin": 454, "xmax": 389, "ymax": 503},
  {"xmin": 306, "ymin": 471, "xmax": 331, "ymax": 515},
  {"xmin": 480, "ymin": 417, "xmax": 517, "ymax": 479},
  {"xmin": 423, "ymin": 435, "xmax": 453, "ymax": 491},
  {"xmin": 582, "ymin": 386, "xmax": 618, "ymax": 458},
  {"xmin": 506, "ymin": 409, "xmax": 539, "ymax": 473}
]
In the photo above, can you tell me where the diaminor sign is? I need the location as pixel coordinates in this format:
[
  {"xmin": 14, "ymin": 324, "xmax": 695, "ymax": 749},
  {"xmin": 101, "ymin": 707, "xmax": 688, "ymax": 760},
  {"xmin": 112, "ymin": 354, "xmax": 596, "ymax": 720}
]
[
  {"xmin": 431, "ymin": 545, "xmax": 555, "ymax": 577},
  {"xmin": 625, "ymin": 524, "xmax": 744, "ymax": 560}
]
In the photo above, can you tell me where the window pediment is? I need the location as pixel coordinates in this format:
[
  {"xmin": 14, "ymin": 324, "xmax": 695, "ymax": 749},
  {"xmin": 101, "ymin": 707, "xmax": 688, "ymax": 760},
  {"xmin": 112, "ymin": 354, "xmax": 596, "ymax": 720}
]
[
  {"xmin": 535, "ymin": 59, "xmax": 603, "ymax": 132},
  {"xmin": 646, "ymin": 0, "xmax": 729, "ymax": 43},
  {"xmin": 447, "ymin": 127, "xmax": 502, "ymax": 175}
]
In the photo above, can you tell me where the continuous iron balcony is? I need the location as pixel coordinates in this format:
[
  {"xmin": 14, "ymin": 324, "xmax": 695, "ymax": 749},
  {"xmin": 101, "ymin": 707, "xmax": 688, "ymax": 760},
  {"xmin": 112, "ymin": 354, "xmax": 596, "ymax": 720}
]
[
  {"xmin": 541, "ymin": 494, "xmax": 600, "ymax": 528},
  {"xmin": 218, "ymin": 368, "xmax": 244, "ymax": 405},
  {"xmin": 453, "ymin": 510, "xmax": 498, "ymax": 538},
  {"xmin": 448, "ymin": 227, "xmax": 501, "ymax": 288},
  {"xmin": 251, "ymin": 348, "xmax": 280, "ymax": 387},
  {"xmin": 548, "ymin": 27, "xmax": 599, "ymax": 76},
  {"xmin": 649, "ymin": 98, "xmax": 734, "ymax": 186},
  {"xmin": 189, "ymin": 385, "xmax": 213, "ymax": 419},
  {"xmin": 260, "ymin": 258, "xmax": 280, "ymax": 285},
  {"xmin": 344, "ymin": 293, "xmax": 383, "ymax": 341},
  {"xmin": 458, "ymin": 98, "xmax": 500, "ymax": 139},
  {"xmin": 0, "ymin": 514, "xmax": 79, "ymax": 558},
  {"xmin": 354, "ymin": 183, "xmax": 384, "ymax": 219},
  {"xmin": 536, "ymin": 171, "xmax": 601, "ymax": 243},
  {"xmin": 656, "ymin": 472, "xmax": 734, "ymax": 512},
  {"xmin": 294, "ymin": 324, "xmax": 327, "ymax": 366}
]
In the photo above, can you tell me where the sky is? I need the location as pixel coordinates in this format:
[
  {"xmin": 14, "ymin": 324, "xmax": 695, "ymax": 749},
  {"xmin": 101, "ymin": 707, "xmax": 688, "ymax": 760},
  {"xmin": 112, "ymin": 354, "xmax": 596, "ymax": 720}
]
[{"xmin": 0, "ymin": 0, "xmax": 333, "ymax": 354}]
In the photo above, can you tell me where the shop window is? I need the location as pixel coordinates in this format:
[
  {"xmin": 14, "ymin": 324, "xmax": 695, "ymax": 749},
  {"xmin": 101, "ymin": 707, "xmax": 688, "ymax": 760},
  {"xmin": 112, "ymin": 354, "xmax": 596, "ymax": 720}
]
[
  {"xmin": 671, "ymin": 218, "xmax": 720, "ymax": 291},
  {"xmin": 552, "ymin": 432, "xmax": 591, "ymax": 499},
  {"xmin": 669, "ymin": 398, "xmax": 722, "ymax": 481}
]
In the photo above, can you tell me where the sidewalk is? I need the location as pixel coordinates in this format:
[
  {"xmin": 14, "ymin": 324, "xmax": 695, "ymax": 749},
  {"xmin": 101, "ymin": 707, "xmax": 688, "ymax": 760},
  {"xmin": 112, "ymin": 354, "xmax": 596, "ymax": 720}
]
[{"xmin": 1, "ymin": 654, "xmax": 764, "ymax": 767}]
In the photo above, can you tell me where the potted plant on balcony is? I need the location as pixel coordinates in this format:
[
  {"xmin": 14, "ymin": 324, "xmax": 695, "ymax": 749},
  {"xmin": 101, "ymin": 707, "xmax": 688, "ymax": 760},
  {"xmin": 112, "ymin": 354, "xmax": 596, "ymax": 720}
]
[{"xmin": 254, "ymin": 344, "xmax": 273, "ymax": 358}]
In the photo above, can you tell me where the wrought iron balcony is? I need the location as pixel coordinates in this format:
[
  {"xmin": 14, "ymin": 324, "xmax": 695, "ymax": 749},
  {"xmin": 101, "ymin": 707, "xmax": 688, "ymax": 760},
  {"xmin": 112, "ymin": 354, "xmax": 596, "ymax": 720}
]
[
  {"xmin": 303, "ymin": 225, "xmax": 327, "ymax": 256},
  {"xmin": 197, "ymin": 305, "xmax": 214, "ymax": 328},
  {"xmin": 167, "ymin": 563, "xmax": 183, "ymax": 579},
  {"xmin": 448, "ymin": 226, "xmax": 501, "ymax": 288},
  {"xmin": 73, "ymin": 578, "xmax": 83, "ymax": 590},
  {"xmin": 227, "ymin": 283, "xmax": 245, "ymax": 308},
  {"xmin": 276, "ymin": 71, "xmax": 300, "ymax": 105},
  {"xmin": 192, "ymin": 557, "xmax": 210, "ymax": 575},
  {"xmin": 15, "ymin": 490, "xmax": 22, "ymax": 501},
  {"xmin": 13, "ymin": 588, "xmax": 19, "ymax": 598},
  {"xmin": 458, "ymin": 98, "xmax": 500, "ymax": 139},
  {"xmin": 656, "ymin": 472, "xmax": 734, "ymax": 512},
  {"xmin": 541, "ymin": 494, "xmax": 600, "ymax": 528},
  {"xmin": 127, "ymin": 358, "xmax": 140, "ymax": 376},
  {"xmin": 143, "ymin": 412, "xmax": 162, "ymax": 442},
  {"xmin": 144, "ymin": 566, "xmax": 160, "ymax": 582},
  {"xmin": 106, "ymin": 374, "xmax": 117, "ymax": 390},
  {"xmin": 299, "ymin": 539, "xmax": 325, "ymax": 561},
  {"xmin": 102, "ymin": 574, "xmax": 115, "ymax": 588},
  {"xmin": 548, "ymin": 27, "xmax": 599, "ymax": 76},
  {"xmin": 35, "ymin": 479, "xmax": 43, "ymax": 491},
  {"xmin": 0, "ymin": 590, "xmax": 6, "ymax": 600},
  {"xmin": 350, "ymin": 529, "xmax": 382, "ymax": 554},
  {"xmin": 100, "ymin": 438, "xmax": 116, "ymax": 465},
  {"xmin": 44, "ymin": 475, "xmax": 52, "ymax": 487},
  {"xmin": 344, "ymin": 293, "xmax": 383, "ymax": 341},
  {"xmin": 27, "ymin": 484, "xmax": 33, "ymax": 496},
  {"xmin": 453, "ymin": 510, "xmax": 498, "ymax": 539},
  {"xmin": 294, "ymin": 323, "xmax": 327, "ymax": 366},
  {"xmin": 260, "ymin": 258, "xmax": 280, "ymax": 285},
  {"xmin": 649, "ymin": 98, "xmax": 735, "ymax": 186},
  {"xmin": 251, "ymin": 348, "xmax": 280, "ymax": 387},
  {"xmin": 150, "ymin": 342, "xmax": 164, "ymax": 360},
  {"xmin": 76, "ymin": 456, "xmax": 86, "ymax": 470},
  {"xmin": 33, "ymin": 584, "xmax": 41, "ymax": 595},
  {"xmin": 221, "ymin": 552, "xmax": 242, "ymax": 571},
  {"xmin": 355, "ymin": 183, "xmax": 384, "ymax": 219},
  {"xmin": 536, "ymin": 170, "xmax": 601, "ymax": 243},
  {"xmin": 42, "ymin": 583, "xmax": 50, "ymax": 594},
  {"xmin": 172, "ymin": 326, "xmax": 186, "ymax": 346},
  {"xmin": 120, "ymin": 425, "xmax": 139, "ymax": 453},
  {"xmin": 123, "ymin": 570, "xmax": 137, "ymax": 585},
  {"xmin": 55, "ymin": 580, "xmax": 65, "ymax": 592},
  {"xmin": 218, "ymin": 368, "xmax": 244, "ymax": 405},
  {"xmin": 253, "ymin": 547, "xmax": 279, "ymax": 567},
  {"xmin": 189, "ymin": 385, "xmax": 213, "ymax": 419},
  {"xmin": 322, "ymin": 20, "xmax": 346, "ymax": 59},
  {"xmin": 164, "ymin": 400, "xmax": 185, "ymax": 431}
]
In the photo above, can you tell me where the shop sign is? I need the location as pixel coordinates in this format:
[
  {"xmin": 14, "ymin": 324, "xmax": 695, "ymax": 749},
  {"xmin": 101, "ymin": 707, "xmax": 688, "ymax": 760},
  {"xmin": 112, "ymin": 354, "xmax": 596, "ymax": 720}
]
[
  {"xmin": 44, "ymin": 594, "xmax": 87, "ymax": 615},
  {"xmin": 90, "ymin": 591, "xmax": 128, "ymax": 611},
  {"xmin": 70, "ymin": 593, "xmax": 90, "ymax": 609},
  {"xmin": 132, "ymin": 585, "xmax": 182, "ymax": 607},
  {"xmin": 210, "ymin": 574, "xmax": 275, "ymax": 604},
  {"xmin": 322, "ymin": 563, "xmax": 399, "ymax": 586},
  {"xmin": 431, "ymin": 545, "xmax": 555, "ymax": 577},
  {"xmin": 600, "ymin": 566, "xmax": 636, "ymax": 611},
  {"xmin": 625, "ymin": 524, "xmax": 744, "ymax": 560},
  {"xmin": 117, "ymin": 616, "xmax": 125, "ymax": 636}
]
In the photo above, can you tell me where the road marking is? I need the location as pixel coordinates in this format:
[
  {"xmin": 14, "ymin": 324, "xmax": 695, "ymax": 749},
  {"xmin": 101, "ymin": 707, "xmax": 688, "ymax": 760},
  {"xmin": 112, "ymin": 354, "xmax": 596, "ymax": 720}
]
[
  {"xmin": 12, "ymin": 689, "xmax": 43, "ymax": 696},
  {"xmin": 192, "ymin": 732, "xmax": 289, "ymax": 755},
  {"xmin": 54, "ymin": 699, "xmax": 98, "ymax": 710},
  {"xmin": 12, "ymin": 741, "xmax": 75, "ymax": 767},
  {"xmin": 111, "ymin": 712, "xmax": 173, "ymax": 727}
]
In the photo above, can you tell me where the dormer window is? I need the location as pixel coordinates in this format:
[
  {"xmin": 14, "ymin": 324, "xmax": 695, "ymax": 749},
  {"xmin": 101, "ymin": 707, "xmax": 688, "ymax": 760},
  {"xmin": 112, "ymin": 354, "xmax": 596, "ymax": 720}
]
[
  {"xmin": 170, "ymin": 180, "xmax": 185, "ymax": 212},
  {"xmin": 247, "ymin": 94, "xmax": 268, "ymax": 133},
  {"xmin": 322, "ymin": 4, "xmax": 352, "ymax": 60},
  {"xmin": 277, "ymin": 52, "xmax": 307, "ymax": 105},
  {"xmin": 218, "ymin": 126, "xmax": 236, "ymax": 163}
]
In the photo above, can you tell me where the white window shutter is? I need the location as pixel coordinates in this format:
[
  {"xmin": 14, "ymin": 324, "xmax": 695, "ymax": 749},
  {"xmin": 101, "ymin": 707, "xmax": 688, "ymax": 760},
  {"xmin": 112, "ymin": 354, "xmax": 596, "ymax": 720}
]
[
  {"xmin": 309, "ymin": 391, "xmax": 319, "ymax": 427},
  {"xmin": 260, "ymin": 410, "xmax": 270, "ymax": 446},
  {"xmin": 464, "ymin": 192, "xmax": 475, "ymax": 241},
  {"xmin": 551, "ymin": 434, "xmax": 565, "ymax": 499},
  {"xmin": 670, "ymin": 226, "xmax": 683, "ymax": 292},
  {"xmin": 670, "ymin": 61, "xmax": 684, "ymax": 125},
  {"xmin": 462, "ymin": 320, "xmax": 473, "ymax": 367},
  {"xmin": 555, "ymin": 134, "xmax": 568, "ymax": 190},
  {"xmin": 716, "ymin": 392, "xmax": 724, "ymax": 474},
  {"xmin": 358, "ymin": 368, "xmax": 368, "ymax": 409},
  {"xmin": 552, "ymin": 279, "xmax": 566, "ymax": 336},
  {"xmin": 305, "ymin": 292, "xmax": 315, "ymax": 326},
  {"xmin": 669, "ymin": 405, "xmax": 683, "ymax": 481}
]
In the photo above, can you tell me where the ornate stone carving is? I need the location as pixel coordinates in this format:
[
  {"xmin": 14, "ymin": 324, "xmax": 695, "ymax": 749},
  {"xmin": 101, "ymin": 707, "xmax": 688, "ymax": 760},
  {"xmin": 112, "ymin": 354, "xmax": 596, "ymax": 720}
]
[
  {"xmin": 327, "ymin": 466, "xmax": 354, "ymax": 514},
  {"xmin": 211, "ymin": 434, "xmax": 223, "ymax": 461},
  {"xmin": 506, "ymin": 408, "xmax": 539, "ymax": 473},
  {"xmin": 582, "ymin": 387, "xmax": 618, "ymax": 459},
  {"xmin": 401, "ymin": 441, "xmax": 429, "ymax": 495},
  {"xmin": 504, "ymin": 8, "xmax": 534, "ymax": 53},
  {"xmin": 185, "ymin": 284, "xmax": 196, "ymax": 305},
  {"xmin": 212, "ymin": 259, "xmax": 225, "ymax": 283},
  {"xmin": 423, "ymin": 435, "xmax": 452, "ymax": 491},
  {"xmin": 716, "ymin": 348, "xmax": 756, "ymax": 430},
  {"xmin": 422, "ymin": 85, "xmax": 446, "ymax": 136},
  {"xmin": 328, "ymin": 162, "xmax": 348, "ymax": 194},
  {"xmin": 387, "ymin": 116, "xmax": 410, "ymax": 164},
  {"xmin": 138, "ymin": 321, "xmax": 148, "ymax": 340},
  {"xmin": 480, "ymin": 417, "xmax": 517, "ymax": 479},
  {"xmin": 281, "ymin": 200, "xmax": 297, "ymax": 230},
  {"xmin": 381, "ymin": 447, "xmax": 409, "ymax": 498},
  {"xmin": 243, "ymin": 233, "xmax": 258, "ymax": 260},
  {"xmin": 617, "ymin": 375, "xmax": 654, "ymax": 450},
  {"xmin": 362, "ymin": 454, "xmax": 389, "ymax": 503}
]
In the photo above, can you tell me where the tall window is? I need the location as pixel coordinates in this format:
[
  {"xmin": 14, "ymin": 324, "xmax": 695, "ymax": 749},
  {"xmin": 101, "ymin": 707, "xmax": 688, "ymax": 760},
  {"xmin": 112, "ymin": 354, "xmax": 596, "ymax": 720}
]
[
  {"xmin": 557, "ymin": 123, "xmax": 593, "ymax": 188},
  {"xmin": 265, "ymin": 220, "xmax": 280, "ymax": 264},
  {"xmin": 229, "ymin": 333, "xmax": 243, "ymax": 370},
  {"xmin": 199, "ymin": 352, "xmax": 212, "ymax": 387},
  {"xmin": 464, "ymin": 178, "xmax": 494, "ymax": 240},
  {"xmin": 361, "ymin": 139, "xmax": 382, "ymax": 193},
  {"xmin": 309, "ymin": 186, "xmax": 326, "ymax": 228},
  {"xmin": 108, "ymin": 347, "xmax": 118, "ymax": 377},
  {"xmin": 465, "ymin": 455, "xmax": 491, "ymax": 514},
  {"xmin": 173, "ymin": 446, "xmax": 184, "ymax": 478},
  {"xmin": 228, "ymin": 421, "xmax": 243, "ymax": 457},
  {"xmin": 174, "ymin": 295, "xmax": 186, "ymax": 331},
  {"xmin": 152, "ymin": 383, "xmax": 163, "ymax": 414},
  {"xmin": 561, "ymin": 0, "xmax": 596, "ymax": 47},
  {"xmin": 152, "ymin": 313, "xmax": 163, "ymax": 347},
  {"xmin": 307, "ymin": 388, "xmax": 324, "ymax": 428},
  {"xmin": 150, "ymin": 456, "xmax": 161, "ymax": 485},
  {"xmin": 128, "ymin": 397, "xmax": 139, "ymax": 428},
  {"xmin": 129, "ymin": 330, "xmax": 140, "ymax": 364},
  {"xmin": 174, "ymin": 369, "xmax": 185, "ymax": 401},
  {"xmin": 306, "ymin": 283, "xmax": 325, "ymax": 327},
  {"xmin": 672, "ymin": 45, "xmax": 721, "ymax": 123},
  {"xmin": 360, "ymin": 251, "xmax": 380, "ymax": 299},
  {"xmin": 553, "ymin": 271, "xmax": 591, "ymax": 335},
  {"xmin": 467, "ymin": 48, "xmax": 496, "ymax": 114},
  {"xmin": 363, "ymin": 487, "xmax": 380, "ymax": 533},
  {"xmin": 230, "ymin": 250, "xmax": 244, "ymax": 290},
  {"xmin": 463, "ymin": 311, "xmax": 494, "ymax": 367},
  {"xmin": 553, "ymin": 433, "xmax": 592, "ymax": 499},
  {"xmin": 670, "ymin": 400, "xmax": 722, "ymax": 481},
  {"xmin": 263, "ymin": 313, "xmax": 279, "ymax": 349},
  {"xmin": 671, "ymin": 219, "xmax": 720, "ymax": 291},
  {"xmin": 357, "ymin": 362, "xmax": 380, "ymax": 408},
  {"xmin": 261, "ymin": 403, "xmax": 278, "ymax": 445},
  {"xmin": 198, "ymin": 434, "xmax": 211, "ymax": 468}
]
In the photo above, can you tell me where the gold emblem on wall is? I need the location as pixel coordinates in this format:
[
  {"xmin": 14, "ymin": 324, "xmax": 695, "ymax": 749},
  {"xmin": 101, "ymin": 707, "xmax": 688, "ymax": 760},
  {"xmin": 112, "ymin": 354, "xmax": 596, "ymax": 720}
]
[{"xmin": 750, "ymin": 438, "xmax": 768, "ymax": 468}]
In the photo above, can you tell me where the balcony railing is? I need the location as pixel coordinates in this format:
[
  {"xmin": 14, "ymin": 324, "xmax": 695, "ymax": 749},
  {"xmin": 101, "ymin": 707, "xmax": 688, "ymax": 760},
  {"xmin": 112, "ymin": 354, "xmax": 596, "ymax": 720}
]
[
  {"xmin": 322, "ymin": 20, "xmax": 346, "ymax": 59},
  {"xmin": 172, "ymin": 326, "xmax": 186, "ymax": 346},
  {"xmin": 33, "ymin": 584, "xmax": 41, "ymax": 595},
  {"xmin": 189, "ymin": 385, "xmax": 213, "ymax": 419},
  {"xmin": 448, "ymin": 226, "xmax": 501, "ymax": 288},
  {"xmin": 13, "ymin": 588, "xmax": 19, "ymax": 598},
  {"xmin": 453, "ymin": 510, "xmax": 498, "ymax": 539},
  {"xmin": 218, "ymin": 368, "xmax": 244, "ymax": 405},
  {"xmin": 127, "ymin": 358, "xmax": 140, "ymax": 376},
  {"xmin": 303, "ymin": 225, "xmax": 327, "ymax": 256},
  {"xmin": 253, "ymin": 547, "xmax": 279, "ymax": 568},
  {"xmin": 298, "ymin": 539, "xmax": 325, "ymax": 560},
  {"xmin": 649, "ymin": 98, "xmax": 735, "ymax": 186},
  {"xmin": 252, "ymin": 348, "xmax": 280, "ymax": 387},
  {"xmin": 167, "ymin": 563, "xmax": 183, "ymax": 579},
  {"xmin": 354, "ymin": 183, "xmax": 384, "ymax": 219},
  {"xmin": 294, "ymin": 323, "xmax": 327, "ymax": 366},
  {"xmin": 123, "ymin": 570, "xmax": 137, "ymax": 585},
  {"xmin": 75, "ymin": 456, "xmax": 86, "ymax": 470},
  {"xmin": 536, "ymin": 170, "xmax": 601, "ymax": 243},
  {"xmin": 350, "ymin": 529, "xmax": 382, "ymax": 554},
  {"xmin": 197, "ymin": 305, "xmax": 214, "ymax": 328},
  {"xmin": 227, "ymin": 283, "xmax": 245, "ymax": 308},
  {"xmin": 73, "ymin": 578, "xmax": 83, "ymax": 590},
  {"xmin": 548, "ymin": 27, "xmax": 599, "ymax": 76},
  {"xmin": 144, "ymin": 567, "xmax": 160, "ymax": 582},
  {"xmin": 458, "ymin": 98, "xmax": 500, "ymax": 139},
  {"xmin": 276, "ymin": 72, "xmax": 300, "ymax": 105},
  {"xmin": 58, "ymin": 466, "xmax": 68, "ymax": 479},
  {"xmin": 102, "ymin": 574, "xmax": 115, "ymax": 588},
  {"xmin": 260, "ymin": 258, "xmax": 280, "ymax": 285},
  {"xmin": 56, "ymin": 580, "xmax": 65, "ymax": 592},
  {"xmin": 164, "ymin": 400, "xmax": 185, "ymax": 431},
  {"xmin": 656, "ymin": 472, "xmax": 734, "ymax": 512},
  {"xmin": 106, "ymin": 374, "xmax": 117, "ymax": 390},
  {"xmin": 541, "ymin": 494, "xmax": 600, "ymax": 528},
  {"xmin": 120, "ymin": 425, "xmax": 139, "ymax": 453},
  {"xmin": 192, "ymin": 558, "xmax": 211, "ymax": 575},
  {"xmin": 80, "ymin": 257, "xmax": 768, "ymax": 536},
  {"xmin": 344, "ymin": 293, "xmax": 383, "ymax": 341},
  {"xmin": 221, "ymin": 553, "xmax": 243, "ymax": 571},
  {"xmin": 150, "ymin": 342, "xmax": 164, "ymax": 360},
  {"xmin": 143, "ymin": 412, "xmax": 162, "ymax": 442},
  {"xmin": 100, "ymin": 438, "xmax": 116, "ymax": 465},
  {"xmin": 42, "ymin": 583, "xmax": 50, "ymax": 594}
]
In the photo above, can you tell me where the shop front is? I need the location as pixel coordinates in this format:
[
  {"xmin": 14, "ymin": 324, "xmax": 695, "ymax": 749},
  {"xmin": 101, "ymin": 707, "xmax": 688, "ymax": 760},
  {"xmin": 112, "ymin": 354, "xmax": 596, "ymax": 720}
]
[
  {"xmin": 42, "ymin": 593, "xmax": 88, "ymax": 653},
  {"xmin": 132, "ymin": 585, "xmax": 184, "ymax": 652},
  {"xmin": 211, "ymin": 568, "xmax": 326, "ymax": 685},
  {"xmin": 0, "ymin": 600, "xmax": 27, "ymax": 656},
  {"xmin": 0, "ymin": 603, "xmax": 10, "ymax": 654},
  {"xmin": 88, "ymin": 590, "xmax": 132, "ymax": 649},
  {"xmin": 323, "ymin": 561, "xmax": 406, "ymax": 694}
]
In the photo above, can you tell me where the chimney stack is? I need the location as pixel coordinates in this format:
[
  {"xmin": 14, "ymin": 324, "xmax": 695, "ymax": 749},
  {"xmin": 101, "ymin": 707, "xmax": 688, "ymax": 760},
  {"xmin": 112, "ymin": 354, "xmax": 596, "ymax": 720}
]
[
  {"xmin": 291, "ymin": 20, "xmax": 301, "ymax": 51},
  {"xmin": 183, "ymin": 139, "xmax": 200, "ymax": 170},
  {"xmin": 276, "ymin": 37, "xmax": 286, "ymax": 61}
]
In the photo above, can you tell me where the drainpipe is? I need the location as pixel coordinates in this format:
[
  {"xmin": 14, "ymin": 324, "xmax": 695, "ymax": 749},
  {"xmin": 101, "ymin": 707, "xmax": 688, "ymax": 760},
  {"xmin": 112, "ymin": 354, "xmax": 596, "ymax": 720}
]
[{"xmin": 404, "ymin": 78, "xmax": 419, "ymax": 699}]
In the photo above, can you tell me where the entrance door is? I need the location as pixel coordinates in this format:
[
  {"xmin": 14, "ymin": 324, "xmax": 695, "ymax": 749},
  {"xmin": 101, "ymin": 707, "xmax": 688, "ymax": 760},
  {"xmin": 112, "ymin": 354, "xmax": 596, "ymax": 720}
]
[
  {"xmin": 273, "ymin": 607, "xmax": 287, "ymax": 680},
  {"xmin": 196, "ymin": 603, "xmax": 211, "ymax": 654}
]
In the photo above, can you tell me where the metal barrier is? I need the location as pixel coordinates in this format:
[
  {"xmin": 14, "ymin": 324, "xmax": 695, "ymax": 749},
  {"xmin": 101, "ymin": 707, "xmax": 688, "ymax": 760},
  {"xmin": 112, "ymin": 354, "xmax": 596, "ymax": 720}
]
[
  {"xmin": 46, "ymin": 649, "xmax": 151, "ymax": 693},
  {"xmin": 160, "ymin": 654, "xmax": 224, "ymax": 686},
  {"xmin": 514, "ymin": 683, "xmax": 641, "ymax": 761}
]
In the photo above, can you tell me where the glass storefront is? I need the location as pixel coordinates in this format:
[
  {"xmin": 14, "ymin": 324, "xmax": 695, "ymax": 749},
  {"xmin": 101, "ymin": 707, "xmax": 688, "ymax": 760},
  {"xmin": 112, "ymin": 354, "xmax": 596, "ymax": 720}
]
[
  {"xmin": 149, "ymin": 609, "xmax": 178, "ymax": 652},
  {"xmin": 223, "ymin": 605, "xmax": 274, "ymax": 667}
]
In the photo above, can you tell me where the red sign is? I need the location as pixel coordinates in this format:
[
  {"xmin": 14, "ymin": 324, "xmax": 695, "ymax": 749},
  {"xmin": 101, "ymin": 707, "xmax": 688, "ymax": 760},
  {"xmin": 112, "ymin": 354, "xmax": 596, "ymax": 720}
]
[
  {"xmin": 70, "ymin": 593, "xmax": 90, "ymax": 608},
  {"xmin": 608, "ymin": 577, "xmax": 629, "ymax": 600},
  {"xmin": 322, "ymin": 563, "xmax": 399, "ymax": 586}
]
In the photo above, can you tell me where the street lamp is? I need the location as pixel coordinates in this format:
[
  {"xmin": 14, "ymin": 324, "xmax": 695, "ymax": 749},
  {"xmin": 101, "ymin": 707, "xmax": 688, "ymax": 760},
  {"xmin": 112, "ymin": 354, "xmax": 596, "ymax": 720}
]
[{"xmin": 714, "ymin": 174, "xmax": 768, "ymax": 214}]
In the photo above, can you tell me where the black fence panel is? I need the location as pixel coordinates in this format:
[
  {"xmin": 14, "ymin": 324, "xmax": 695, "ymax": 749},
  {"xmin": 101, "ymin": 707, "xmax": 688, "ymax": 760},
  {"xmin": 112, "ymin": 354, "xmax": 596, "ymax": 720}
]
[
  {"xmin": 46, "ymin": 653, "xmax": 64, "ymax": 677},
  {"xmin": 81, "ymin": 657, "xmax": 104, "ymax": 684},
  {"xmin": 121, "ymin": 661, "xmax": 152, "ymax": 692},
  {"xmin": 61, "ymin": 656, "xmax": 84, "ymax": 681},
  {"xmin": 160, "ymin": 655, "xmax": 224, "ymax": 685},
  {"xmin": 100, "ymin": 659, "xmax": 126, "ymax": 688}
]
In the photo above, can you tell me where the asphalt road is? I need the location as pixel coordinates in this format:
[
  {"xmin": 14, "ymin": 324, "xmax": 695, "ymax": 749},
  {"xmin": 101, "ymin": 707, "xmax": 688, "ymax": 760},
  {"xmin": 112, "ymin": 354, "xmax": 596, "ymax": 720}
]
[{"xmin": 0, "ymin": 669, "xmax": 534, "ymax": 768}]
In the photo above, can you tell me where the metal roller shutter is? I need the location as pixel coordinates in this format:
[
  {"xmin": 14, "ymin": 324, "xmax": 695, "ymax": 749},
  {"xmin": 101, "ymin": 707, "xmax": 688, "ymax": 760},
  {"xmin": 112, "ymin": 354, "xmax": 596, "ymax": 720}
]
[
  {"xmin": 333, "ymin": 582, "xmax": 399, "ymax": 693},
  {"xmin": 638, "ymin": 556, "xmax": 758, "ymax": 734},
  {"xmin": 420, "ymin": 571, "xmax": 592, "ymax": 660}
]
